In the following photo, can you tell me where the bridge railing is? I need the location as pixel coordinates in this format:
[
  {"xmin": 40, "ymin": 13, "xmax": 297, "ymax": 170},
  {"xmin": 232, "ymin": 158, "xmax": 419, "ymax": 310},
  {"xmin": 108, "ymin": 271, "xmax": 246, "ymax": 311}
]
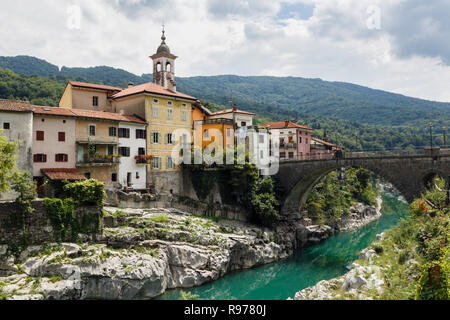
[{"xmin": 278, "ymin": 146, "xmax": 450, "ymax": 162}]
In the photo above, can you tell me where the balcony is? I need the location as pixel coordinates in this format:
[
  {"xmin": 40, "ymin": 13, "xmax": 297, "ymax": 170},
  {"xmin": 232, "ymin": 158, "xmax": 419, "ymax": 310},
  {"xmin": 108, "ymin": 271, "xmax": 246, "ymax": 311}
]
[
  {"xmin": 135, "ymin": 155, "xmax": 153, "ymax": 165},
  {"xmin": 76, "ymin": 154, "xmax": 121, "ymax": 167},
  {"xmin": 196, "ymin": 118, "xmax": 234, "ymax": 126}
]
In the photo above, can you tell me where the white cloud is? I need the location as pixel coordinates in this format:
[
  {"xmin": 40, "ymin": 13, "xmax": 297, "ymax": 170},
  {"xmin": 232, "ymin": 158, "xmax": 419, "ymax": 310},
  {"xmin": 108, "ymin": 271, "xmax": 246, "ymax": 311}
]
[{"xmin": 0, "ymin": 0, "xmax": 449, "ymax": 101}]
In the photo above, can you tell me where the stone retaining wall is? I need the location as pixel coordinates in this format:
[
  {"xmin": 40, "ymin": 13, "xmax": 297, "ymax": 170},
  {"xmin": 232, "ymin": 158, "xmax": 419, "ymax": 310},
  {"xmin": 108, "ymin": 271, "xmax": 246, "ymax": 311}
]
[{"xmin": 0, "ymin": 199, "xmax": 103, "ymax": 245}]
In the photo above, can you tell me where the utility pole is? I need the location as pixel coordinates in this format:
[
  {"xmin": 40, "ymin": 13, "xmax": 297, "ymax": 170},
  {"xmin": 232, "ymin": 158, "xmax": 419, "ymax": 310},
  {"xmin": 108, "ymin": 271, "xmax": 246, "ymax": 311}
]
[
  {"xmin": 429, "ymin": 122, "xmax": 433, "ymax": 148},
  {"xmin": 443, "ymin": 126, "xmax": 447, "ymax": 149},
  {"xmin": 447, "ymin": 175, "xmax": 450, "ymax": 206}
]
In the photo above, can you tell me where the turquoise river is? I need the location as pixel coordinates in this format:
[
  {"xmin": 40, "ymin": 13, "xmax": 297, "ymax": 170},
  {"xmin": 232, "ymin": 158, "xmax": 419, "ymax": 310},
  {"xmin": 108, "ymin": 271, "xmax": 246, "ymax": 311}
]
[{"xmin": 157, "ymin": 191, "xmax": 409, "ymax": 300}]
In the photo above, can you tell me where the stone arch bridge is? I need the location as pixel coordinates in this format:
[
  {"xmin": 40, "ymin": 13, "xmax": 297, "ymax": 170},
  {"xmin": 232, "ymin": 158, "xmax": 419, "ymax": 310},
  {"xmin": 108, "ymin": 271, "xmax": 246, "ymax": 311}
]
[{"xmin": 276, "ymin": 154, "xmax": 450, "ymax": 214}]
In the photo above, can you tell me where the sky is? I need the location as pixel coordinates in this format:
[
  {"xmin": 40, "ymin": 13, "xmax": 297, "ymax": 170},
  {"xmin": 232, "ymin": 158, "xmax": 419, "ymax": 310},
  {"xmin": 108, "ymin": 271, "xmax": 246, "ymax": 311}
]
[{"xmin": 1, "ymin": 0, "xmax": 450, "ymax": 102}]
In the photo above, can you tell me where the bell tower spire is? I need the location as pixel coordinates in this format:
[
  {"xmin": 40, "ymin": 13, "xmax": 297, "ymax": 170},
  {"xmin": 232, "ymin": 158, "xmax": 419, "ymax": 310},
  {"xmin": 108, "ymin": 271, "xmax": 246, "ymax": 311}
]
[{"xmin": 150, "ymin": 25, "xmax": 178, "ymax": 92}]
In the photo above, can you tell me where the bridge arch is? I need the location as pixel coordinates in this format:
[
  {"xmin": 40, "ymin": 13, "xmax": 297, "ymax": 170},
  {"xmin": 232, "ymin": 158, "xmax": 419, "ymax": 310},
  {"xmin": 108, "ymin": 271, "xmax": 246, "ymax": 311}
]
[{"xmin": 276, "ymin": 156, "xmax": 450, "ymax": 215}]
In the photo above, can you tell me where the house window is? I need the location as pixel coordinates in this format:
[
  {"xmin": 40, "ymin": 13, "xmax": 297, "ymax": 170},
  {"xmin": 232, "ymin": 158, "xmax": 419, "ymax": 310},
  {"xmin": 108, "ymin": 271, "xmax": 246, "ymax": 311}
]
[
  {"xmin": 280, "ymin": 152, "xmax": 286, "ymax": 159},
  {"xmin": 260, "ymin": 150, "xmax": 264, "ymax": 159},
  {"xmin": 181, "ymin": 110, "xmax": 188, "ymax": 122},
  {"xmin": 58, "ymin": 132, "xmax": 66, "ymax": 142},
  {"xmin": 84, "ymin": 173, "xmax": 91, "ymax": 179},
  {"xmin": 152, "ymin": 105, "xmax": 160, "ymax": 119},
  {"xmin": 109, "ymin": 127, "xmax": 117, "ymax": 137},
  {"xmin": 153, "ymin": 98, "xmax": 159, "ymax": 104},
  {"xmin": 241, "ymin": 122, "xmax": 246, "ymax": 127},
  {"xmin": 55, "ymin": 154, "xmax": 68, "ymax": 162},
  {"xmin": 152, "ymin": 157, "xmax": 161, "ymax": 169},
  {"xmin": 93, "ymin": 96, "xmax": 99, "ymax": 107},
  {"xmin": 33, "ymin": 154, "xmax": 47, "ymax": 163},
  {"xmin": 111, "ymin": 173, "xmax": 117, "ymax": 182},
  {"xmin": 107, "ymin": 145, "xmax": 114, "ymax": 155},
  {"xmin": 3, "ymin": 122, "xmax": 10, "ymax": 130},
  {"xmin": 89, "ymin": 125, "xmax": 96, "ymax": 136},
  {"xmin": 118, "ymin": 128, "xmax": 130, "ymax": 138},
  {"xmin": 167, "ymin": 108, "xmax": 173, "ymax": 120},
  {"xmin": 306, "ymin": 138, "xmax": 309, "ymax": 144},
  {"xmin": 299, "ymin": 137, "xmax": 302, "ymax": 144},
  {"xmin": 167, "ymin": 101, "xmax": 173, "ymax": 106},
  {"xmin": 136, "ymin": 172, "xmax": 140, "ymax": 179},
  {"xmin": 118, "ymin": 147, "xmax": 130, "ymax": 157},
  {"xmin": 36, "ymin": 131, "xmax": 44, "ymax": 141},
  {"xmin": 138, "ymin": 147, "xmax": 145, "ymax": 155},
  {"xmin": 136, "ymin": 129, "xmax": 146, "ymax": 139},
  {"xmin": 166, "ymin": 133, "xmax": 174, "ymax": 145},
  {"xmin": 182, "ymin": 103, "xmax": 187, "ymax": 107},
  {"xmin": 166, "ymin": 156, "xmax": 174, "ymax": 169},
  {"xmin": 259, "ymin": 134, "xmax": 264, "ymax": 143},
  {"xmin": 152, "ymin": 132, "xmax": 160, "ymax": 144},
  {"xmin": 289, "ymin": 152, "xmax": 294, "ymax": 159}
]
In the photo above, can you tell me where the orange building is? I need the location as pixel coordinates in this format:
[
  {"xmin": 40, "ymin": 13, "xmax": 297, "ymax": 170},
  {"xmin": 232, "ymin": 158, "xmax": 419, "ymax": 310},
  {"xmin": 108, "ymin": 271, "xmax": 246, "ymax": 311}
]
[{"xmin": 191, "ymin": 101, "xmax": 234, "ymax": 152}]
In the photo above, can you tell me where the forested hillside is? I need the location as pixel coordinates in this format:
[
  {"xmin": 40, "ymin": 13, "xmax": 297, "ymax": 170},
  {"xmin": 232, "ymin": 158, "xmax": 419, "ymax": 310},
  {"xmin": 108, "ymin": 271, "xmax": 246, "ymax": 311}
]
[{"xmin": 0, "ymin": 55, "xmax": 448, "ymax": 150}]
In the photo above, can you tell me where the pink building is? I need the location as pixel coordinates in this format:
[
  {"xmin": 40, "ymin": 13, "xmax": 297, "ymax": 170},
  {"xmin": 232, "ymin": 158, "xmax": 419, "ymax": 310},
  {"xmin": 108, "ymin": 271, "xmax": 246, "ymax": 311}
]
[
  {"xmin": 261, "ymin": 120, "xmax": 313, "ymax": 160},
  {"xmin": 310, "ymin": 137, "xmax": 339, "ymax": 159},
  {"xmin": 32, "ymin": 106, "xmax": 79, "ymax": 186}
]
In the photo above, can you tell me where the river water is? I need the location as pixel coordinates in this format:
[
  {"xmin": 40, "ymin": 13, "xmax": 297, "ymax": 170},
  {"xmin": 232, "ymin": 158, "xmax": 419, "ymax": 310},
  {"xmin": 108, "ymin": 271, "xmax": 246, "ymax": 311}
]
[{"xmin": 157, "ymin": 191, "xmax": 409, "ymax": 300}]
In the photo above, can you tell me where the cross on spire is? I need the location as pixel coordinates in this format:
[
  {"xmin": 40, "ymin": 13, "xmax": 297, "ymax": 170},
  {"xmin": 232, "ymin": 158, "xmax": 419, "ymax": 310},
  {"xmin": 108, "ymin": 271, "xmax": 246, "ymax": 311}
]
[{"xmin": 161, "ymin": 22, "xmax": 166, "ymax": 41}]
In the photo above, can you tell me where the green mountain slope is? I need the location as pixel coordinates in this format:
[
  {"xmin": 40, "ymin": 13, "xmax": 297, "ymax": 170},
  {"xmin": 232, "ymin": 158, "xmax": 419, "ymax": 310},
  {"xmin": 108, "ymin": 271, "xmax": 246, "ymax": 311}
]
[
  {"xmin": 0, "ymin": 55, "xmax": 447, "ymax": 150},
  {"xmin": 1, "ymin": 55, "xmax": 449, "ymax": 128}
]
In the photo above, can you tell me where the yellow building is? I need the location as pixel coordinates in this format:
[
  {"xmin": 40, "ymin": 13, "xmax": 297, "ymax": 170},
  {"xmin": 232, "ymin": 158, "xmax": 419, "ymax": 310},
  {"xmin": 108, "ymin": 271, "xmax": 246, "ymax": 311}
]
[{"xmin": 57, "ymin": 31, "xmax": 196, "ymax": 193}]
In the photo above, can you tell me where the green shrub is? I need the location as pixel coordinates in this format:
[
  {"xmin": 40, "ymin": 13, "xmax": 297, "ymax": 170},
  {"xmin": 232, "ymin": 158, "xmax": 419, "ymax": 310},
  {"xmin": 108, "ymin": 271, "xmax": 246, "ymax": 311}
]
[
  {"xmin": 150, "ymin": 214, "xmax": 169, "ymax": 223},
  {"xmin": 62, "ymin": 179, "xmax": 106, "ymax": 205},
  {"xmin": 416, "ymin": 260, "xmax": 448, "ymax": 300},
  {"xmin": 373, "ymin": 245, "xmax": 384, "ymax": 255}
]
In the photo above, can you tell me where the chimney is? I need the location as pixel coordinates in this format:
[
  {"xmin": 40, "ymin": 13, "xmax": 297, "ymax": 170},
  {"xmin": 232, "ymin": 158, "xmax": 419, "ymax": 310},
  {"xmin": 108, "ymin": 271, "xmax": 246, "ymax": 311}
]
[
  {"xmin": 233, "ymin": 104, "xmax": 237, "ymax": 112},
  {"xmin": 128, "ymin": 82, "xmax": 134, "ymax": 88},
  {"xmin": 285, "ymin": 120, "xmax": 289, "ymax": 128}
]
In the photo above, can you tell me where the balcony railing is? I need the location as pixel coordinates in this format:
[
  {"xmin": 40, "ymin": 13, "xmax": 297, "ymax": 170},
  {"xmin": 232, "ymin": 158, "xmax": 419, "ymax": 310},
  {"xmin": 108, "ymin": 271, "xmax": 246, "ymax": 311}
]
[
  {"xmin": 135, "ymin": 155, "xmax": 153, "ymax": 164},
  {"xmin": 77, "ymin": 154, "xmax": 121, "ymax": 165}
]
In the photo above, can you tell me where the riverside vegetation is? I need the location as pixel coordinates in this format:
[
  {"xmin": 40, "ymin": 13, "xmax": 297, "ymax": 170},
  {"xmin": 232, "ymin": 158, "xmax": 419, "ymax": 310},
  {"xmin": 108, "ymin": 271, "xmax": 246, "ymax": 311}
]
[{"xmin": 294, "ymin": 177, "xmax": 449, "ymax": 300}]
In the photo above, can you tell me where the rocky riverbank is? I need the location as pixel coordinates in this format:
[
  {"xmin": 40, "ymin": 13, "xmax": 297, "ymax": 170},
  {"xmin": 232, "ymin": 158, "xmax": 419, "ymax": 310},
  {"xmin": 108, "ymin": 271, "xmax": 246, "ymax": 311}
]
[
  {"xmin": 287, "ymin": 196, "xmax": 383, "ymax": 247},
  {"xmin": 290, "ymin": 230, "xmax": 422, "ymax": 300},
  {"xmin": 0, "ymin": 207, "xmax": 292, "ymax": 300},
  {"xmin": 0, "ymin": 195, "xmax": 385, "ymax": 300}
]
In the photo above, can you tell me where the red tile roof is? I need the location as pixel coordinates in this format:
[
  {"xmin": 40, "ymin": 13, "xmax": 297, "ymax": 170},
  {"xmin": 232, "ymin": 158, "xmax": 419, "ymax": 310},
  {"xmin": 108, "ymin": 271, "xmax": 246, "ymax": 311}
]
[
  {"xmin": 70, "ymin": 108, "xmax": 146, "ymax": 124},
  {"xmin": 0, "ymin": 99, "xmax": 33, "ymax": 112},
  {"xmin": 312, "ymin": 137, "xmax": 336, "ymax": 147},
  {"xmin": 41, "ymin": 168, "xmax": 87, "ymax": 181},
  {"xmin": 111, "ymin": 82, "xmax": 196, "ymax": 101},
  {"xmin": 260, "ymin": 121, "xmax": 312, "ymax": 130},
  {"xmin": 33, "ymin": 105, "xmax": 78, "ymax": 117},
  {"xmin": 210, "ymin": 108, "xmax": 255, "ymax": 116},
  {"xmin": 69, "ymin": 81, "xmax": 123, "ymax": 92},
  {"xmin": 32, "ymin": 105, "xmax": 146, "ymax": 125}
]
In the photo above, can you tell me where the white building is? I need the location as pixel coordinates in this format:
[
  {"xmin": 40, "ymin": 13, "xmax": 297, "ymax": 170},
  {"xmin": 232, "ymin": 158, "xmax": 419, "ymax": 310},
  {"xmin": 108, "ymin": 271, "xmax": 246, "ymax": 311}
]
[
  {"xmin": 118, "ymin": 121, "xmax": 148, "ymax": 190},
  {"xmin": 208, "ymin": 104, "xmax": 255, "ymax": 129},
  {"xmin": 0, "ymin": 99, "xmax": 34, "ymax": 201}
]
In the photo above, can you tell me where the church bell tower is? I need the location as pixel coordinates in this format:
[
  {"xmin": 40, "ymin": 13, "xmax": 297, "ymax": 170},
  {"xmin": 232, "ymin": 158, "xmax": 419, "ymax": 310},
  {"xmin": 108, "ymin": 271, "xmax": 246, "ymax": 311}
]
[{"xmin": 150, "ymin": 27, "xmax": 178, "ymax": 92}]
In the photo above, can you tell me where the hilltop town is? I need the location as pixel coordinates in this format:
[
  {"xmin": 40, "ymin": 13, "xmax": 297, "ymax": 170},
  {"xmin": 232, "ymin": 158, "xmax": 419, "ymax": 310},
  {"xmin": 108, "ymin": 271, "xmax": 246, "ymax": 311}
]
[{"xmin": 0, "ymin": 31, "xmax": 340, "ymax": 202}]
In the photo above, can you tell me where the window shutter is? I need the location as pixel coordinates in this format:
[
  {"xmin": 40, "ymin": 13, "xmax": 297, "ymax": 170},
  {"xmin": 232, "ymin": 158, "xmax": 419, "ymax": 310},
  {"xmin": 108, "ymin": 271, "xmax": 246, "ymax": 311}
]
[
  {"xmin": 36, "ymin": 131, "xmax": 44, "ymax": 141},
  {"xmin": 43, "ymin": 154, "xmax": 47, "ymax": 162},
  {"xmin": 33, "ymin": 154, "xmax": 37, "ymax": 162}
]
